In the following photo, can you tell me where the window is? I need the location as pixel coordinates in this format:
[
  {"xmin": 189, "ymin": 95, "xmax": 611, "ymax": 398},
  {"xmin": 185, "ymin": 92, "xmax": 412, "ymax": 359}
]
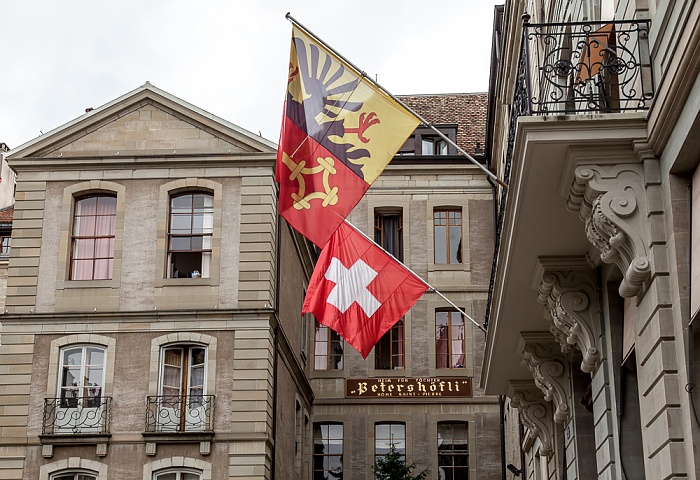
[
  {"xmin": 154, "ymin": 345, "xmax": 211, "ymax": 432},
  {"xmin": 168, "ymin": 192, "xmax": 213, "ymax": 278},
  {"xmin": 70, "ymin": 195, "xmax": 116, "ymax": 280},
  {"xmin": 59, "ymin": 345, "xmax": 105, "ymax": 407},
  {"xmin": 374, "ymin": 210, "xmax": 405, "ymax": 369},
  {"xmin": 0, "ymin": 236, "xmax": 10, "ymax": 258},
  {"xmin": 375, "ymin": 211, "xmax": 403, "ymax": 261},
  {"xmin": 295, "ymin": 400, "xmax": 303, "ymax": 475},
  {"xmin": 375, "ymin": 319, "xmax": 405, "ymax": 370},
  {"xmin": 315, "ymin": 322, "xmax": 343, "ymax": 370},
  {"xmin": 153, "ymin": 470, "xmax": 202, "ymax": 480},
  {"xmin": 434, "ymin": 209, "xmax": 462, "ymax": 264},
  {"xmin": 436, "ymin": 310, "xmax": 466, "ymax": 369},
  {"xmin": 313, "ymin": 423, "xmax": 343, "ymax": 480},
  {"xmin": 437, "ymin": 422, "xmax": 469, "ymax": 480},
  {"xmin": 51, "ymin": 345, "xmax": 107, "ymax": 434},
  {"xmin": 375, "ymin": 423, "xmax": 406, "ymax": 463},
  {"xmin": 422, "ymin": 136, "xmax": 448, "ymax": 155},
  {"xmin": 51, "ymin": 472, "xmax": 97, "ymax": 480}
]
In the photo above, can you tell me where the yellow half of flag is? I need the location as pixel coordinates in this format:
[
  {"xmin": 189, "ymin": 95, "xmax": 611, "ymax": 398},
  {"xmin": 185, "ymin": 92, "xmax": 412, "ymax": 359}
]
[{"xmin": 285, "ymin": 25, "xmax": 420, "ymax": 184}]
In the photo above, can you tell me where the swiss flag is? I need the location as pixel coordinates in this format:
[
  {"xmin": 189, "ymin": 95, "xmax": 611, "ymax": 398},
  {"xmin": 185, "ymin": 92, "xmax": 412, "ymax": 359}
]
[{"xmin": 303, "ymin": 222, "xmax": 428, "ymax": 358}]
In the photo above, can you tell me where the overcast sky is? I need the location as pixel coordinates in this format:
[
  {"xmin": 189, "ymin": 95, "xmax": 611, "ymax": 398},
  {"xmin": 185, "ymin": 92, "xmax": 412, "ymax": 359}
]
[{"xmin": 1, "ymin": 1, "xmax": 503, "ymax": 150}]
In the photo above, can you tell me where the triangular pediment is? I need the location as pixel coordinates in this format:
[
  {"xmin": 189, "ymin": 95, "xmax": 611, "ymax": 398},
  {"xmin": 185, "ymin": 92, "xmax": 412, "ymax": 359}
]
[{"xmin": 9, "ymin": 83, "xmax": 277, "ymax": 159}]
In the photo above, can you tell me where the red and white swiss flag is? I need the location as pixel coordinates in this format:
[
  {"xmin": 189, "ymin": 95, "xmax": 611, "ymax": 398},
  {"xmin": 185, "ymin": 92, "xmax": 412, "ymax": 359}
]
[{"xmin": 303, "ymin": 222, "xmax": 428, "ymax": 358}]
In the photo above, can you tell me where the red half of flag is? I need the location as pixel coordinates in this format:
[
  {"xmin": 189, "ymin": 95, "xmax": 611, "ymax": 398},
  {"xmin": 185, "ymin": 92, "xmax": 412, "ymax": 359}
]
[
  {"xmin": 277, "ymin": 117, "xmax": 369, "ymax": 247},
  {"xmin": 302, "ymin": 222, "xmax": 428, "ymax": 358}
]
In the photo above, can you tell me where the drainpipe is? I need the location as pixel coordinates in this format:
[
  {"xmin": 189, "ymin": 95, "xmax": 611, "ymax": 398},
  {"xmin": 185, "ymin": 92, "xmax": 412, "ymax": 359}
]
[
  {"xmin": 499, "ymin": 394, "xmax": 507, "ymax": 480},
  {"xmin": 271, "ymin": 196, "xmax": 283, "ymax": 479}
]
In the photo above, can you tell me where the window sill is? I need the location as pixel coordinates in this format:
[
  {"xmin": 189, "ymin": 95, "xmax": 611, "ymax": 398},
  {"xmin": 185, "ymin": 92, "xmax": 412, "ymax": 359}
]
[
  {"xmin": 142, "ymin": 431, "xmax": 214, "ymax": 443},
  {"xmin": 155, "ymin": 277, "xmax": 219, "ymax": 288},
  {"xmin": 40, "ymin": 433, "xmax": 111, "ymax": 445},
  {"xmin": 57, "ymin": 279, "xmax": 119, "ymax": 289},
  {"xmin": 428, "ymin": 264, "xmax": 466, "ymax": 272}
]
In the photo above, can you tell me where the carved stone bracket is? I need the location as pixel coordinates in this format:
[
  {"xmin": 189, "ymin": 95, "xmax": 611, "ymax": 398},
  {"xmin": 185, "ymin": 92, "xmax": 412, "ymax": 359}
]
[
  {"xmin": 567, "ymin": 164, "xmax": 651, "ymax": 297},
  {"xmin": 518, "ymin": 333, "xmax": 571, "ymax": 424},
  {"xmin": 535, "ymin": 257, "xmax": 602, "ymax": 374},
  {"xmin": 509, "ymin": 381, "xmax": 555, "ymax": 457}
]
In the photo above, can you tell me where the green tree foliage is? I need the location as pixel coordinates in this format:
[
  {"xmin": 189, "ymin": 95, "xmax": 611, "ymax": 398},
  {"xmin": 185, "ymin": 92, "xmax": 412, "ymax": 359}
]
[{"xmin": 372, "ymin": 444, "xmax": 428, "ymax": 480}]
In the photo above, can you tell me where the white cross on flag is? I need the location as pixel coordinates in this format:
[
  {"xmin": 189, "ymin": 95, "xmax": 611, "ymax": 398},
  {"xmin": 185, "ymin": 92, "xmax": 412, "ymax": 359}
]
[{"xmin": 303, "ymin": 222, "xmax": 428, "ymax": 358}]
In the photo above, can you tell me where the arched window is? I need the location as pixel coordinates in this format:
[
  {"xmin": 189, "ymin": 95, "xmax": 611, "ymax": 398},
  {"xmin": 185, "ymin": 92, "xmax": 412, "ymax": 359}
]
[
  {"xmin": 153, "ymin": 469, "xmax": 202, "ymax": 480},
  {"xmin": 51, "ymin": 470, "xmax": 97, "ymax": 480},
  {"xmin": 167, "ymin": 192, "xmax": 213, "ymax": 278},
  {"xmin": 70, "ymin": 194, "xmax": 117, "ymax": 280},
  {"xmin": 146, "ymin": 344, "xmax": 212, "ymax": 433},
  {"xmin": 49, "ymin": 345, "xmax": 108, "ymax": 434}
]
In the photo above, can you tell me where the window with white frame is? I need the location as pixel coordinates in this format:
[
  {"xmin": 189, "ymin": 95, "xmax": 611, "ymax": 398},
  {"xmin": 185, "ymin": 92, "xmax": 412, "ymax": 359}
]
[
  {"xmin": 153, "ymin": 469, "xmax": 202, "ymax": 480},
  {"xmin": 167, "ymin": 192, "xmax": 213, "ymax": 279},
  {"xmin": 51, "ymin": 471, "xmax": 98, "ymax": 480},
  {"xmin": 59, "ymin": 345, "xmax": 106, "ymax": 406}
]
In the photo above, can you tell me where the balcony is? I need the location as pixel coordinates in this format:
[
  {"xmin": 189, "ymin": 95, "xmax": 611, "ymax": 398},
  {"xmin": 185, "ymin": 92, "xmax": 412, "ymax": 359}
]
[
  {"xmin": 42, "ymin": 396, "xmax": 112, "ymax": 435},
  {"xmin": 517, "ymin": 17, "xmax": 653, "ymax": 115},
  {"xmin": 145, "ymin": 395, "xmax": 215, "ymax": 434},
  {"xmin": 482, "ymin": 16, "xmax": 654, "ymax": 393}
]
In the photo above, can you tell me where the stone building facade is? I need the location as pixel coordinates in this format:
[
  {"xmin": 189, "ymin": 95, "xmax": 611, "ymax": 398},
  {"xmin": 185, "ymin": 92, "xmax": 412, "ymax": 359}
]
[
  {"xmin": 307, "ymin": 93, "xmax": 502, "ymax": 480},
  {"xmin": 0, "ymin": 83, "xmax": 315, "ymax": 480},
  {"xmin": 484, "ymin": 1, "xmax": 700, "ymax": 479}
]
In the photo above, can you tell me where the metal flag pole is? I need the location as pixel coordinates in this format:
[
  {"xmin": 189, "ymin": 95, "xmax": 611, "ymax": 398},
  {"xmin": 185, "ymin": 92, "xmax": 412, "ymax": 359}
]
[
  {"xmin": 343, "ymin": 219, "xmax": 487, "ymax": 333},
  {"xmin": 285, "ymin": 13, "xmax": 507, "ymax": 190}
]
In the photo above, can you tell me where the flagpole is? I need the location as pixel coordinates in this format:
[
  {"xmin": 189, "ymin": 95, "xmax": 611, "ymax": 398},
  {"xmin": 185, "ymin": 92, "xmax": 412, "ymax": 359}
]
[
  {"xmin": 285, "ymin": 13, "xmax": 507, "ymax": 190},
  {"xmin": 343, "ymin": 219, "xmax": 487, "ymax": 333}
]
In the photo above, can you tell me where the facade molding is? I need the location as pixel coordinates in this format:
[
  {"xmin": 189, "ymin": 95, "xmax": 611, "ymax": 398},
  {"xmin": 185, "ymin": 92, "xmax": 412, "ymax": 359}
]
[
  {"xmin": 535, "ymin": 257, "xmax": 601, "ymax": 374},
  {"xmin": 40, "ymin": 457, "xmax": 107, "ymax": 480},
  {"xmin": 567, "ymin": 164, "xmax": 651, "ymax": 297},
  {"xmin": 508, "ymin": 381, "xmax": 555, "ymax": 457},
  {"xmin": 517, "ymin": 332, "xmax": 571, "ymax": 424}
]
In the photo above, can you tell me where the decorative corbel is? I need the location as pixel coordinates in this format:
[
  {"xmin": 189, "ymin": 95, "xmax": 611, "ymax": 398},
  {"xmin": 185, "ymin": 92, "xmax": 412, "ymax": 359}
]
[
  {"xmin": 509, "ymin": 381, "xmax": 556, "ymax": 457},
  {"xmin": 567, "ymin": 164, "xmax": 651, "ymax": 297},
  {"xmin": 517, "ymin": 333, "xmax": 571, "ymax": 424},
  {"xmin": 535, "ymin": 257, "xmax": 602, "ymax": 374}
]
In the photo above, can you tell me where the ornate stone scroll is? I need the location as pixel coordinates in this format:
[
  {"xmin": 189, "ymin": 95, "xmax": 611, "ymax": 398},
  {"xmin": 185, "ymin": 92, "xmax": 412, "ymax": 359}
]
[
  {"xmin": 518, "ymin": 333, "xmax": 571, "ymax": 424},
  {"xmin": 567, "ymin": 164, "xmax": 651, "ymax": 297},
  {"xmin": 509, "ymin": 381, "xmax": 555, "ymax": 457},
  {"xmin": 535, "ymin": 257, "xmax": 601, "ymax": 374}
]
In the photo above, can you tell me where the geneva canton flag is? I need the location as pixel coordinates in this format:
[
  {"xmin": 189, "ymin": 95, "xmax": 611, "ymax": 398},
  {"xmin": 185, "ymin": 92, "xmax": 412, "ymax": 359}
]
[
  {"xmin": 276, "ymin": 25, "xmax": 420, "ymax": 247},
  {"xmin": 303, "ymin": 222, "xmax": 428, "ymax": 358}
]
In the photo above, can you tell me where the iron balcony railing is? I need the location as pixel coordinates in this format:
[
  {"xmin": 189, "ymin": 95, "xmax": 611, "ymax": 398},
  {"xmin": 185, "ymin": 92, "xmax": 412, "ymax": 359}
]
[
  {"xmin": 521, "ymin": 16, "xmax": 653, "ymax": 114},
  {"xmin": 484, "ymin": 16, "xmax": 655, "ymax": 329},
  {"xmin": 42, "ymin": 396, "xmax": 112, "ymax": 435},
  {"xmin": 145, "ymin": 395, "xmax": 215, "ymax": 433}
]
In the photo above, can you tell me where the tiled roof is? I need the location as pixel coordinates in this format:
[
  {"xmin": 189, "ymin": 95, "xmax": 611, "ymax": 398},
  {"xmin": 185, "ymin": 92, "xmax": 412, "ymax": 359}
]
[
  {"xmin": 0, "ymin": 205, "xmax": 14, "ymax": 223},
  {"xmin": 397, "ymin": 93, "xmax": 488, "ymax": 156}
]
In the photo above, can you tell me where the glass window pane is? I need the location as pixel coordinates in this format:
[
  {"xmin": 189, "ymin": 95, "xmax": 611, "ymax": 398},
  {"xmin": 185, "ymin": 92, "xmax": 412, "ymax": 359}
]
[
  {"xmin": 434, "ymin": 225, "xmax": 447, "ymax": 263},
  {"xmin": 92, "ymin": 259, "xmax": 113, "ymax": 280},
  {"xmin": 75, "ymin": 197, "xmax": 97, "ymax": 216},
  {"xmin": 86, "ymin": 368, "xmax": 103, "ymax": 390},
  {"xmin": 87, "ymin": 348, "xmax": 104, "ymax": 365},
  {"xmin": 96, "ymin": 196, "xmax": 116, "ymax": 215},
  {"xmin": 171, "ymin": 214, "xmax": 192, "ymax": 233},
  {"xmin": 449, "ymin": 225, "xmax": 462, "ymax": 263},
  {"xmin": 73, "ymin": 239, "xmax": 95, "ymax": 259},
  {"xmin": 182, "ymin": 473, "xmax": 201, "ymax": 480},
  {"xmin": 171, "ymin": 195, "xmax": 193, "ymax": 210},
  {"xmin": 94, "ymin": 238, "xmax": 114, "ymax": 258},
  {"xmin": 63, "ymin": 348, "xmax": 83, "ymax": 366},
  {"xmin": 95, "ymin": 214, "xmax": 116, "ymax": 236},
  {"xmin": 73, "ymin": 215, "xmax": 96, "ymax": 236},
  {"xmin": 170, "ymin": 237, "xmax": 191, "ymax": 251}
]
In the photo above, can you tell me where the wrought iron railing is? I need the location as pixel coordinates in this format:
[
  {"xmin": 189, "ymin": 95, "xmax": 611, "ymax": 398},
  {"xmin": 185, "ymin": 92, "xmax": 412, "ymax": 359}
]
[
  {"xmin": 522, "ymin": 16, "xmax": 653, "ymax": 114},
  {"xmin": 145, "ymin": 395, "xmax": 215, "ymax": 433},
  {"xmin": 42, "ymin": 396, "xmax": 112, "ymax": 435}
]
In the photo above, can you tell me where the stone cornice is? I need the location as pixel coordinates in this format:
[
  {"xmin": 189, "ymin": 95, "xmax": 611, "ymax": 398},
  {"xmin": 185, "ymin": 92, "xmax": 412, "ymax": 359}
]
[
  {"xmin": 517, "ymin": 333, "xmax": 571, "ymax": 424},
  {"xmin": 508, "ymin": 380, "xmax": 555, "ymax": 457},
  {"xmin": 535, "ymin": 257, "xmax": 601, "ymax": 374}
]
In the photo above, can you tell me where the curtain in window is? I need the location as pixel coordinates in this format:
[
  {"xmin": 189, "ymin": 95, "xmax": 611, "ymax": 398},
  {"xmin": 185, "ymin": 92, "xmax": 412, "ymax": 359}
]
[{"xmin": 72, "ymin": 195, "xmax": 116, "ymax": 280}]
